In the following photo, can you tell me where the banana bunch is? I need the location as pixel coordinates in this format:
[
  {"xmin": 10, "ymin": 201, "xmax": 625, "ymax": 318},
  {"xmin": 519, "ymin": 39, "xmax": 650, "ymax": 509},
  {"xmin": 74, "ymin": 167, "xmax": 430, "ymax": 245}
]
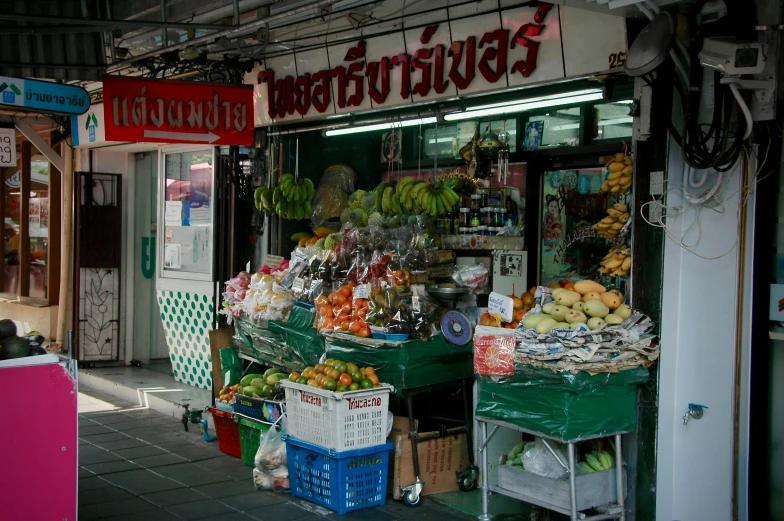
[
  {"xmin": 272, "ymin": 174, "xmax": 314, "ymax": 220},
  {"xmin": 593, "ymin": 202, "xmax": 630, "ymax": 239},
  {"xmin": 579, "ymin": 451, "xmax": 614, "ymax": 474},
  {"xmin": 381, "ymin": 185, "xmax": 404, "ymax": 215},
  {"xmin": 599, "ymin": 244, "xmax": 631, "ymax": 277},
  {"xmin": 601, "ymin": 153, "xmax": 633, "ymax": 195},
  {"xmin": 405, "ymin": 179, "xmax": 460, "ymax": 217},
  {"xmin": 254, "ymin": 186, "xmax": 275, "ymax": 215}
]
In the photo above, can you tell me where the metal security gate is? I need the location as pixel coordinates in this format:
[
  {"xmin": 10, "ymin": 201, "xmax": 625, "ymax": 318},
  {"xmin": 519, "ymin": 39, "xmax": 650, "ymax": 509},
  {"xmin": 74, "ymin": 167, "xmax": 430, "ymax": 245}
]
[{"xmin": 73, "ymin": 172, "xmax": 122, "ymax": 362}]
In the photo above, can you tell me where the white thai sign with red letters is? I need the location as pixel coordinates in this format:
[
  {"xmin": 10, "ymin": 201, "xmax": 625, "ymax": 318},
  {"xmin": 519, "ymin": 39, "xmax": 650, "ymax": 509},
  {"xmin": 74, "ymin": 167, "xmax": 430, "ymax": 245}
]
[{"xmin": 252, "ymin": 4, "xmax": 626, "ymax": 126}]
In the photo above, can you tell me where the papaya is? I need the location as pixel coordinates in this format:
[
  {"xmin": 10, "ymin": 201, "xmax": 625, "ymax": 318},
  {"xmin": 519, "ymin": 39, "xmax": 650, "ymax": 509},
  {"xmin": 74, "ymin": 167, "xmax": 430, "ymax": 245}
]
[
  {"xmin": 313, "ymin": 226, "xmax": 336, "ymax": 238},
  {"xmin": 240, "ymin": 373, "xmax": 263, "ymax": 387},
  {"xmin": 267, "ymin": 373, "xmax": 287, "ymax": 385},
  {"xmin": 263, "ymin": 367, "xmax": 283, "ymax": 378},
  {"xmin": 251, "ymin": 378, "xmax": 267, "ymax": 389},
  {"xmin": 242, "ymin": 386, "xmax": 258, "ymax": 396}
]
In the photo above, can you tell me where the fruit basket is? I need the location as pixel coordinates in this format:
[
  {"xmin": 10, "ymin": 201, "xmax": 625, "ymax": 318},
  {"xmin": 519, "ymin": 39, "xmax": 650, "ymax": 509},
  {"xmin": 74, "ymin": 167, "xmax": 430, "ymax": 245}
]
[
  {"xmin": 285, "ymin": 435, "xmax": 393, "ymax": 515},
  {"xmin": 279, "ymin": 380, "xmax": 393, "ymax": 452},
  {"xmin": 238, "ymin": 417, "xmax": 272, "ymax": 467},
  {"xmin": 210, "ymin": 407, "xmax": 242, "ymax": 459}
]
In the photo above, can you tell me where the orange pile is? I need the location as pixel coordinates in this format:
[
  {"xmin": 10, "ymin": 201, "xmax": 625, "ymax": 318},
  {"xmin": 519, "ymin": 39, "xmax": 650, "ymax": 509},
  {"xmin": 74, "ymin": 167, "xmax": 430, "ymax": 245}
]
[
  {"xmin": 289, "ymin": 359, "xmax": 381, "ymax": 392},
  {"xmin": 315, "ymin": 282, "xmax": 371, "ymax": 336}
]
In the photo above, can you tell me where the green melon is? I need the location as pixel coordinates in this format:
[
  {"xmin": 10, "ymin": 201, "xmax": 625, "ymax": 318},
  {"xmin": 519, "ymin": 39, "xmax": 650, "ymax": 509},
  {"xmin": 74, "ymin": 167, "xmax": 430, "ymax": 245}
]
[{"xmin": 0, "ymin": 336, "xmax": 30, "ymax": 359}]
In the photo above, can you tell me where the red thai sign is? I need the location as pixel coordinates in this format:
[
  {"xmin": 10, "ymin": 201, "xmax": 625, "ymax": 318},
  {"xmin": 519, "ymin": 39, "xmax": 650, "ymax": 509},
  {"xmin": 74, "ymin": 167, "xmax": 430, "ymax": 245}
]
[
  {"xmin": 103, "ymin": 76, "xmax": 254, "ymax": 145},
  {"xmin": 258, "ymin": 3, "xmax": 554, "ymax": 121}
]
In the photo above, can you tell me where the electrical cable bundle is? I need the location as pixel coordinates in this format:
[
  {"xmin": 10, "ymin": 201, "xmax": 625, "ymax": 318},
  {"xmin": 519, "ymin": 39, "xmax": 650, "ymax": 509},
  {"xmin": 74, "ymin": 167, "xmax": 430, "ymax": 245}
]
[{"xmin": 670, "ymin": 70, "xmax": 747, "ymax": 172}]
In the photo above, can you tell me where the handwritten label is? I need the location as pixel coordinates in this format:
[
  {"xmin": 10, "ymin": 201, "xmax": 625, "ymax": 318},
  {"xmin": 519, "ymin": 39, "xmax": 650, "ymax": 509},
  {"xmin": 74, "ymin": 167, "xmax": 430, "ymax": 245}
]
[
  {"xmin": 0, "ymin": 128, "xmax": 15, "ymax": 167},
  {"xmin": 265, "ymin": 254, "xmax": 284, "ymax": 268},
  {"xmin": 292, "ymin": 277, "xmax": 305, "ymax": 292},
  {"xmin": 488, "ymin": 292, "xmax": 514, "ymax": 322}
]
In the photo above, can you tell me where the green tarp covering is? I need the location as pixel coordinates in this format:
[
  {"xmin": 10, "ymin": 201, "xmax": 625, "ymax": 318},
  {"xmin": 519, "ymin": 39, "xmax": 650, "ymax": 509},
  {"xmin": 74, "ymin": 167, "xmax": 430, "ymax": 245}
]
[
  {"xmin": 325, "ymin": 335, "xmax": 473, "ymax": 394},
  {"xmin": 233, "ymin": 306, "xmax": 324, "ymax": 372},
  {"xmin": 475, "ymin": 365, "xmax": 648, "ymax": 442}
]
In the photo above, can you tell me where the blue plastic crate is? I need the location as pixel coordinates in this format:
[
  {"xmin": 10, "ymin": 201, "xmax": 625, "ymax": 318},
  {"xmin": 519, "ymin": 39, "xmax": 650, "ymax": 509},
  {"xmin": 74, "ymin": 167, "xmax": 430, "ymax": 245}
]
[{"xmin": 284, "ymin": 436, "xmax": 393, "ymax": 515}]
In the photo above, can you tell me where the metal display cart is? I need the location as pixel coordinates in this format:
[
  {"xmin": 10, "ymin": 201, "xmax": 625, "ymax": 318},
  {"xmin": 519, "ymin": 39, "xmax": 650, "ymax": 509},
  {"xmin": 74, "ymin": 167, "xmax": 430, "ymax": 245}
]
[{"xmin": 477, "ymin": 416, "xmax": 627, "ymax": 521}]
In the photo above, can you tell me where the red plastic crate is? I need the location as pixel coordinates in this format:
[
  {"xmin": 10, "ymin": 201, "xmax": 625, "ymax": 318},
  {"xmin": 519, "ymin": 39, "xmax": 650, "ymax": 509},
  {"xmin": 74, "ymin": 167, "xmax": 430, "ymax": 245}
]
[{"xmin": 210, "ymin": 407, "xmax": 241, "ymax": 459}]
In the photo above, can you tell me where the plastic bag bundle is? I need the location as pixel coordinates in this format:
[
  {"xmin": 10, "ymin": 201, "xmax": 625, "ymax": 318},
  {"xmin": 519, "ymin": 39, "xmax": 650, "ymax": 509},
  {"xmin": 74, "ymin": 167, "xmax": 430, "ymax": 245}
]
[
  {"xmin": 520, "ymin": 438, "xmax": 569, "ymax": 480},
  {"xmin": 452, "ymin": 264, "xmax": 489, "ymax": 291},
  {"xmin": 253, "ymin": 416, "xmax": 289, "ymax": 491},
  {"xmin": 311, "ymin": 164, "xmax": 356, "ymax": 225}
]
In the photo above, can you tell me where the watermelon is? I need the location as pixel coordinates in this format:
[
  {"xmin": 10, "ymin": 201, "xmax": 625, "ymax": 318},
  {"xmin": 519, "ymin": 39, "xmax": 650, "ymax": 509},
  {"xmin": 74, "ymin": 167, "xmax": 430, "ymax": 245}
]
[
  {"xmin": 0, "ymin": 319, "xmax": 16, "ymax": 340},
  {"xmin": 0, "ymin": 336, "xmax": 30, "ymax": 359}
]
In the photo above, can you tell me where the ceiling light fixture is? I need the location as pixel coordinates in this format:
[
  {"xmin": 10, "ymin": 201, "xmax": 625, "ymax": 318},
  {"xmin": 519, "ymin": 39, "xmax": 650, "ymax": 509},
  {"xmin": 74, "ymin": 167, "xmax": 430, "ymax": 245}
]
[
  {"xmin": 324, "ymin": 117, "xmax": 437, "ymax": 137},
  {"xmin": 444, "ymin": 91, "xmax": 605, "ymax": 122}
]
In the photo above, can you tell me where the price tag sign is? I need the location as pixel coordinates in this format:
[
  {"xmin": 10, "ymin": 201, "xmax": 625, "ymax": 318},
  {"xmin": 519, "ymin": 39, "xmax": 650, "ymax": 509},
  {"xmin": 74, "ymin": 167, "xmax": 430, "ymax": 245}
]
[
  {"xmin": 292, "ymin": 277, "xmax": 305, "ymax": 292},
  {"xmin": 488, "ymin": 292, "xmax": 514, "ymax": 323},
  {"xmin": 0, "ymin": 128, "xmax": 15, "ymax": 167},
  {"xmin": 353, "ymin": 283, "xmax": 371, "ymax": 299},
  {"xmin": 412, "ymin": 294, "xmax": 420, "ymax": 312},
  {"xmin": 265, "ymin": 254, "xmax": 284, "ymax": 268}
]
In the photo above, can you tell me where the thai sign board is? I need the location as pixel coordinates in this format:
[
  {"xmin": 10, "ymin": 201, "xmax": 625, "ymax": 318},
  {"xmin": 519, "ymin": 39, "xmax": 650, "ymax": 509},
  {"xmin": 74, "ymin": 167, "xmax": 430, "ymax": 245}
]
[
  {"xmin": 0, "ymin": 76, "xmax": 90, "ymax": 115},
  {"xmin": 71, "ymin": 103, "xmax": 105, "ymax": 147},
  {"xmin": 102, "ymin": 76, "xmax": 254, "ymax": 146},
  {"xmin": 252, "ymin": 4, "xmax": 627, "ymax": 126}
]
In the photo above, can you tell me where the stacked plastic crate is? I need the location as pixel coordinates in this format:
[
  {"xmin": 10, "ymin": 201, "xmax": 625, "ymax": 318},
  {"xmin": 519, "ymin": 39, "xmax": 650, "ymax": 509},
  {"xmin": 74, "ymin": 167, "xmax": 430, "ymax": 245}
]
[{"xmin": 279, "ymin": 380, "xmax": 394, "ymax": 515}]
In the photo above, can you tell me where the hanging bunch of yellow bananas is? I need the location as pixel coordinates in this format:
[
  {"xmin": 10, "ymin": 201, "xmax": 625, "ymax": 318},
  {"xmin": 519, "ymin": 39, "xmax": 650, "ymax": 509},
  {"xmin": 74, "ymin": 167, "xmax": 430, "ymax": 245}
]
[
  {"xmin": 601, "ymin": 153, "xmax": 633, "ymax": 195},
  {"xmin": 599, "ymin": 244, "xmax": 631, "ymax": 277},
  {"xmin": 272, "ymin": 174, "xmax": 314, "ymax": 220},
  {"xmin": 593, "ymin": 202, "xmax": 630, "ymax": 239}
]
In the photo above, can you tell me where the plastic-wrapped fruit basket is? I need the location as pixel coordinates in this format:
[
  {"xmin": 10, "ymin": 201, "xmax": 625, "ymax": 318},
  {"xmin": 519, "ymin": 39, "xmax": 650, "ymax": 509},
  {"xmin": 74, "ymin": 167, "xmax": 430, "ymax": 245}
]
[
  {"xmin": 279, "ymin": 380, "xmax": 393, "ymax": 452},
  {"xmin": 285, "ymin": 435, "xmax": 393, "ymax": 515}
]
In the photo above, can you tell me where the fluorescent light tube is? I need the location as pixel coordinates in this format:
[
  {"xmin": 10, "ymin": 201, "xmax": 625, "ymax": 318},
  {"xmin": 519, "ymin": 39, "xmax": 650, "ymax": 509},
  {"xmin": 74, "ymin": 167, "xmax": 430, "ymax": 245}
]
[
  {"xmin": 598, "ymin": 117, "xmax": 634, "ymax": 126},
  {"xmin": 444, "ymin": 92, "xmax": 604, "ymax": 121},
  {"xmin": 461, "ymin": 89, "xmax": 603, "ymax": 112},
  {"xmin": 325, "ymin": 117, "xmax": 437, "ymax": 137}
]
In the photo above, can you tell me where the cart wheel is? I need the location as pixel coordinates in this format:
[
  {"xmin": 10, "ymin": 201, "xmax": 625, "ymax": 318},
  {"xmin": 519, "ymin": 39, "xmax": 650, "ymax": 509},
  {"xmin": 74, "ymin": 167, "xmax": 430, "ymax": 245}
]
[
  {"xmin": 458, "ymin": 474, "xmax": 476, "ymax": 492},
  {"xmin": 403, "ymin": 490, "xmax": 421, "ymax": 507}
]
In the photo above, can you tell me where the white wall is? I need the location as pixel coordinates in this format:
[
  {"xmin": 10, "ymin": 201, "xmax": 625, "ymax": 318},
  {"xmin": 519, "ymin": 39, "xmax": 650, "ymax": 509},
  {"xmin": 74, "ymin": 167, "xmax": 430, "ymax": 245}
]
[{"xmin": 656, "ymin": 141, "xmax": 754, "ymax": 520}]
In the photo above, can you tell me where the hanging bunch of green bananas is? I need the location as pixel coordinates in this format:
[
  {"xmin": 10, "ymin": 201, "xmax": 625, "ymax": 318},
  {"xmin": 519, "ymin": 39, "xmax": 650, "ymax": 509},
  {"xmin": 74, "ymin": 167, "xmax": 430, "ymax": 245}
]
[
  {"xmin": 254, "ymin": 186, "xmax": 275, "ymax": 215},
  {"xmin": 390, "ymin": 177, "xmax": 460, "ymax": 217},
  {"xmin": 271, "ymin": 173, "xmax": 315, "ymax": 220}
]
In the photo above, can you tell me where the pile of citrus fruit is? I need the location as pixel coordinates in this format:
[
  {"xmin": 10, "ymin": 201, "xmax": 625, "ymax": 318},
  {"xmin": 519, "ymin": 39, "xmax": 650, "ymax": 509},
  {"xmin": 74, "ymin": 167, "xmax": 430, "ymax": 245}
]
[{"xmin": 289, "ymin": 358, "xmax": 381, "ymax": 392}]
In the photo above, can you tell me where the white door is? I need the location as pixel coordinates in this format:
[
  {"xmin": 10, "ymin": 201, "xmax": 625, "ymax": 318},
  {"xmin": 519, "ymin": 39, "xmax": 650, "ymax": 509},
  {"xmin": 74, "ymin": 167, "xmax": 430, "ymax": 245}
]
[
  {"xmin": 134, "ymin": 153, "xmax": 168, "ymax": 360},
  {"xmin": 656, "ymin": 139, "xmax": 754, "ymax": 520}
]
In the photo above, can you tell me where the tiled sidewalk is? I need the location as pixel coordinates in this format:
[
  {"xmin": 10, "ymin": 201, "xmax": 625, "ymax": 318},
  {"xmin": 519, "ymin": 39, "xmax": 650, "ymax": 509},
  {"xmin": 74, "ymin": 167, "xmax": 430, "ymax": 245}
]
[{"xmin": 78, "ymin": 385, "xmax": 475, "ymax": 520}]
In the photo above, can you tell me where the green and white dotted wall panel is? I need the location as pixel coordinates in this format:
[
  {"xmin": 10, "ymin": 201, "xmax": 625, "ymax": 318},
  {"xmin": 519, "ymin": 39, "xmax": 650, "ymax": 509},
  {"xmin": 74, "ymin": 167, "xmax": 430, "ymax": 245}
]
[{"xmin": 157, "ymin": 289, "xmax": 214, "ymax": 390}]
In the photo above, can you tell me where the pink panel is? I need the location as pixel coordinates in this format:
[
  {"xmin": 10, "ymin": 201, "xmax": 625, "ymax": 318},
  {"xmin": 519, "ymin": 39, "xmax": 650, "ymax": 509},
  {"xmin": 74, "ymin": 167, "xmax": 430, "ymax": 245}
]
[{"xmin": 0, "ymin": 363, "xmax": 77, "ymax": 520}]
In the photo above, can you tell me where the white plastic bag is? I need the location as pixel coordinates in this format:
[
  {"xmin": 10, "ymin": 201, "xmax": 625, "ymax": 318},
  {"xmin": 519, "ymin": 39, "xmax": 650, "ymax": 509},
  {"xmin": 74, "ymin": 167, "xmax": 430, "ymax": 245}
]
[
  {"xmin": 253, "ymin": 415, "xmax": 289, "ymax": 491},
  {"xmin": 520, "ymin": 438, "xmax": 568, "ymax": 480}
]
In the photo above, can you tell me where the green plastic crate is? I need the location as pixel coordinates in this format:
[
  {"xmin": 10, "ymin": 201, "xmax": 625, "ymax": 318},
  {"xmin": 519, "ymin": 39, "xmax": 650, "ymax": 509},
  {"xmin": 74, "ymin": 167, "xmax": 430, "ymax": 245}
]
[{"xmin": 238, "ymin": 418, "xmax": 271, "ymax": 468}]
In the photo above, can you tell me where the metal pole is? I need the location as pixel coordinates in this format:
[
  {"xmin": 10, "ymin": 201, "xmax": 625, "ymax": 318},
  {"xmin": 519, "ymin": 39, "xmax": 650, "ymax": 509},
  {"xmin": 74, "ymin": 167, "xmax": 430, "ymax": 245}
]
[
  {"xmin": 233, "ymin": 0, "xmax": 240, "ymax": 26},
  {"xmin": 0, "ymin": 13, "xmax": 223, "ymax": 30},
  {"xmin": 567, "ymin": 442, "xmax": 578, "ymax": 521},
  {"xmin": 106, "ymin": 0, "xmax": 335, "ymax": 73},
  {"xmin": 616, "ymin": 434, "xmax": 626, "ymax": 521},
  {"xmin": 480, "ymin": 420, "xmax": 490, "ymax": 520},
  {"xmin": 67, "ymin": 330, "xmax": 73, "ymax": 359},
  {"xmin": 160, "ymin": 0, "xmax": 167, "ymax": 50},
  {"xmin": 105, "ymin": 0, "xmax": 116, "ymax": 64}
]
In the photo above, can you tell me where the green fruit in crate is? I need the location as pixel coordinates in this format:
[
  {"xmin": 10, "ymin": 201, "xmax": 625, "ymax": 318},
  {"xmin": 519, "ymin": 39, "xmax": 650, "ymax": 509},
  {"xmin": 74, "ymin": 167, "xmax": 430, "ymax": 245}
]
[
  {"xmin": 360, "ymin": 378, "xmax": 373, "ymax": 389},
  {"xmin": 337, "ymin": 384, "xmax": 349, "ymax": 393},
  {"xmin": 349, "ymin": 382, "xmax": 360, "ymax": 391},
  {"xmin": 240, "ymin": 374, "xmax": 263, "ymax": 387},
  {"xmin": 505, "ymin": 459, "xmax": 515, "ymax": 467},
  {"xmin": 513, "ymin": 442, "xmax": 526, "ymax": 454},
  {"xmin": 324, "ymin": 378, "xmax": 337, "ymax": 391},
  {"xmin": 242, "ymin": 386, "xmax": 258, "ymax": 396},
  {"xmin": 266, "ymin": 373, "xmax": 287, "ymax": 385},
  {"xmin": 351, "ymin": 371, "xmax": 362, "ymax": 383},
  {"xmin": 579, "ymin": 462, "xmax": 596, "ymax": 474},
  {"xmin": 296, "ymin": 376, "xmax": 308, "ymax": 385},
  {"xmin": 261, "ymin": 385, "xmax": 274, "ymax": 398},
  {"xmin": 585, "ymin": 453, "xmax": 604, "ymax": 472},
  {"xmin": 507, "ymin": 451, "xmax": 518, "ymax": 461},
  {"xmin": 263, "ymin": 368, "xmax": 283, "ymax": 378},
  {"xmin": 251, "ymin": 378, "xmax": 266, "ymax": 389}
]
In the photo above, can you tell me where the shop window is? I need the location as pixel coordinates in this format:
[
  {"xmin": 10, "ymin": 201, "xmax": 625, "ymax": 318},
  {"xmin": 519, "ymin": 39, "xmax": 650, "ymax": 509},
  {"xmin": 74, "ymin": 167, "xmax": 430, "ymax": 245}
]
[
  {"xmin": 423, "ymin": 120, "xmax": 518, "ymax": 160},
  {"xmin": 593, "ymin": 101, "xmax": 633, "ymax": 140},
  {"xmin": 161, "ymin": 150, "xmax": 214, "ymax": 278},
  {"xmin": 1, "ymin": 140, "xmax": 59, "ymax": 304},
  {"xmin": 527, "ymin": 107, "xmax": 581, "ymax": 148}
]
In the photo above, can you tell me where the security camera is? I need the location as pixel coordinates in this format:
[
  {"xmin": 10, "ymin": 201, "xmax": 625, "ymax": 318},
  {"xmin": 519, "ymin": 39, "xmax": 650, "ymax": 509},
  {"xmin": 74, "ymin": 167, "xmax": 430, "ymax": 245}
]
[{"xmin": 699, "ymin": 37, "xmax": 766, "ymax": 76}]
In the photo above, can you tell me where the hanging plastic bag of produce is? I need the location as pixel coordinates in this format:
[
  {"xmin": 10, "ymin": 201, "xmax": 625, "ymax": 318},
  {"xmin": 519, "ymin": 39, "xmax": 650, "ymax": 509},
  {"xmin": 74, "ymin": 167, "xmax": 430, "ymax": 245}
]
[
  {"xmin": 311, "ymin": 164, "xmax": 356, "ymax": 226},
  {"xmin": 253, "ymin": 415, "xmax": 289, "ymax": 491}
]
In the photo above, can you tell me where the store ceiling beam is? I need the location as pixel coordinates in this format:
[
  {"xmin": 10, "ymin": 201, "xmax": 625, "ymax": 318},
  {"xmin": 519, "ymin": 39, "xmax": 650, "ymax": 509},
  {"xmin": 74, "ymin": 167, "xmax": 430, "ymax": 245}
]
[
  {"xmin": 106, "ymin": 0, "xmax": 336, "ymax": 73},
  {"xmin": 0, "ymin": 13, "xmax": 228, "ymax": 31},
  {"xmin": 15, "ymin": 120, "xmax": 64, "ymax": 174}
]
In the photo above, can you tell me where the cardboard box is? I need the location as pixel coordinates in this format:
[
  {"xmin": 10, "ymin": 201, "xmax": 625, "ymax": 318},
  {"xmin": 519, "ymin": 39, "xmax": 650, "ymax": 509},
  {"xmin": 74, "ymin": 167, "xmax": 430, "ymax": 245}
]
[
  {"xmin": 388, "ymin": 415, "xmax": 417, "ymax": 442},
  {"xmin": 208, "ymin": 327, "xmax": 234, "ymax": 398},
  {"xmin": 389, "ymin": 432, "xmax": 469, "ymax": 499}
]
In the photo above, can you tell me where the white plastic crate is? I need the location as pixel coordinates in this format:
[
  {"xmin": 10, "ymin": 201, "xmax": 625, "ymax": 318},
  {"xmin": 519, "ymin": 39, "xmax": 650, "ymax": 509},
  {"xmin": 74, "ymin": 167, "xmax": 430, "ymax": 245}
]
[{"xmin": 279, "ymin": 380, "xmax": 393, "ymax": 452}]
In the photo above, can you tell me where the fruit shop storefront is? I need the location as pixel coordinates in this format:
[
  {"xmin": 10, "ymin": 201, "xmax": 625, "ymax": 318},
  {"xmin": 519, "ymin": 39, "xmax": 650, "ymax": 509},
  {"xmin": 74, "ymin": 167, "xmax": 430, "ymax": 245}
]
[{"xmin": 212, "ymin": 2, "xmax": 672, "ymax": 519}]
